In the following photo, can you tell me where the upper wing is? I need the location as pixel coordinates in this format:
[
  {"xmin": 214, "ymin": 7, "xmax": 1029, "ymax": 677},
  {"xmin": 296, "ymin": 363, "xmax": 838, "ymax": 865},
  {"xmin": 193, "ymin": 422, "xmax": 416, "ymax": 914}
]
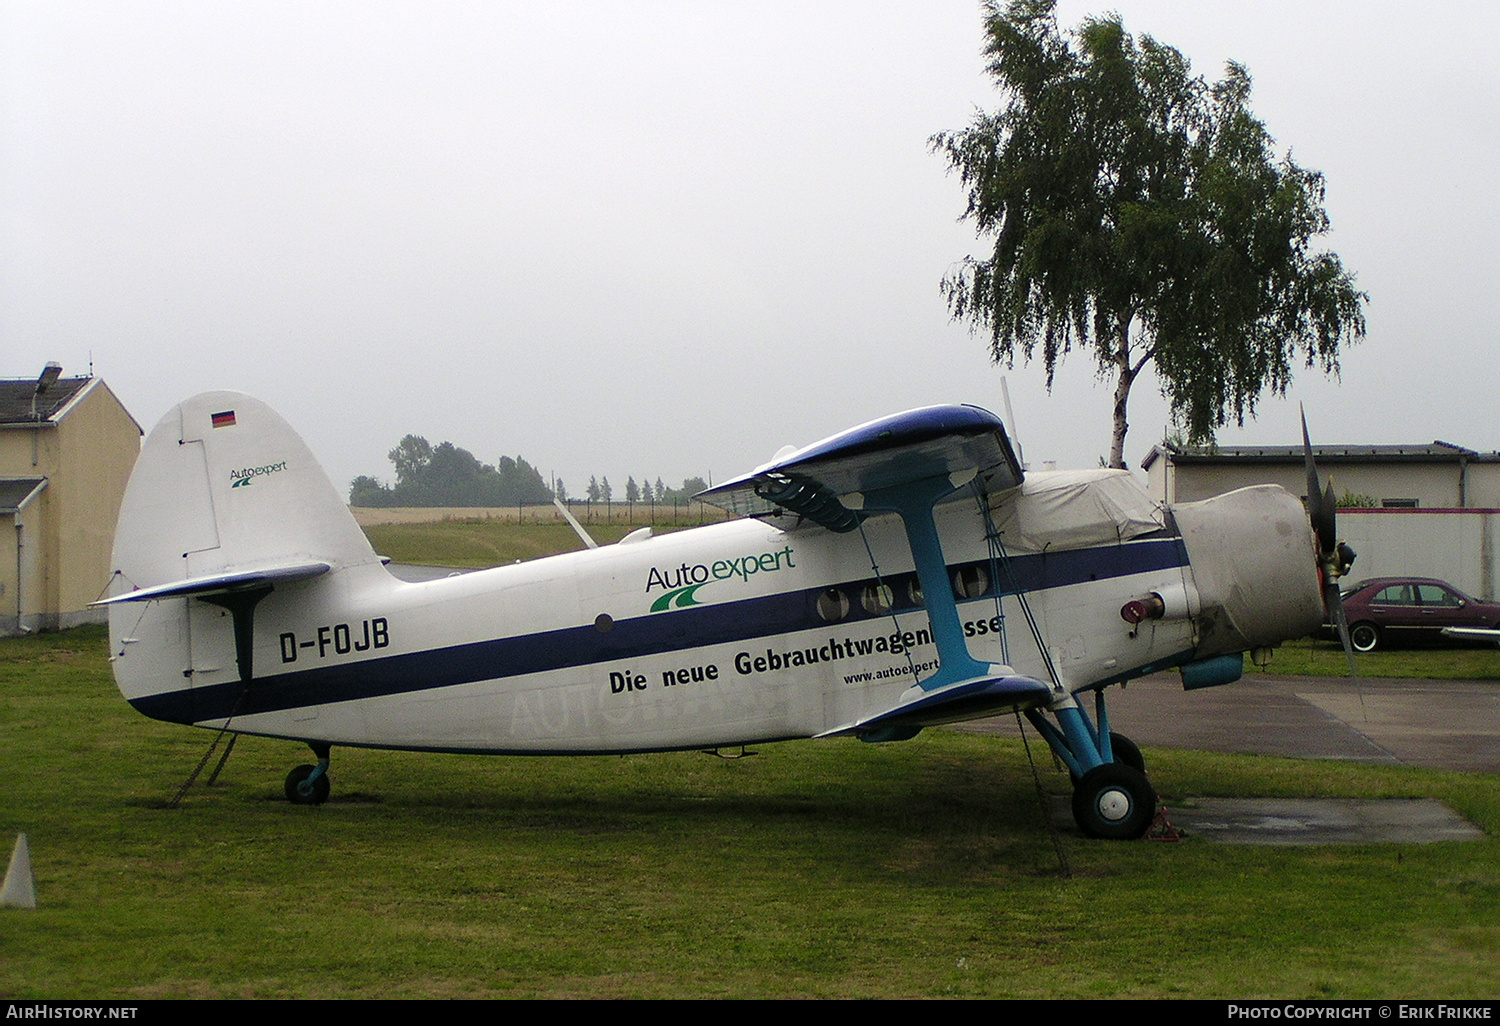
[{"xmin": 696, "ymin": 404, "xmax": 1023, "ymax": 531}]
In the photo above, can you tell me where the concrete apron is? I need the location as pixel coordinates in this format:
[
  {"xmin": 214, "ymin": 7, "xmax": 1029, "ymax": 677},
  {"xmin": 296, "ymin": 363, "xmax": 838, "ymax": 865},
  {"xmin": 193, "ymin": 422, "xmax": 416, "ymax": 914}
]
[{"xmin": 961, "ymin": 674, "xmax": 1499, "ymax": 843}]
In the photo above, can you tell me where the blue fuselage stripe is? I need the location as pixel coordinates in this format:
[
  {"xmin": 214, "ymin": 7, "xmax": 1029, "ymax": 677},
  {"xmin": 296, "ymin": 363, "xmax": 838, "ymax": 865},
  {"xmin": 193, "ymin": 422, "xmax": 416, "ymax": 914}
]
[{"xmin": 129, "ymin": 537, "xmax": 1188, "ymax": 724}]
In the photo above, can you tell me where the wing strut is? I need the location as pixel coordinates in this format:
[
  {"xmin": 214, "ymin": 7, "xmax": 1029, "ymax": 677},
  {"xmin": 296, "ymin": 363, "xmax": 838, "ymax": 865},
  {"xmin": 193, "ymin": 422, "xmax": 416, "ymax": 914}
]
[
  {"xmin": 816, "ymin": 473, "xmax": 1051, "ymax": 738},
  {"xmin": 862, "ymin": 474, "xmax": 994, "ymax": 692},
  {"xmin": 553, "ymin": 497, "xmax": 599, "ymax": 549},
  {"xmin": 974, "ymin": 483, "xmax": 1062, "ymax": 688},
  {"xmin": 975, "ymin": 483, "xmax": 1118, "ymax": 770}
]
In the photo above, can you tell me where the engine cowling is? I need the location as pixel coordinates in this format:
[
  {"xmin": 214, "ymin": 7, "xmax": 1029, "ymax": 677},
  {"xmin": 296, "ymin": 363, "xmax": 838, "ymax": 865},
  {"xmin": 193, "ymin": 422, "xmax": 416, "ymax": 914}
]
[{"xmin": 1173, "ymin": 485, "xmax": 1324, "ymax": 658}]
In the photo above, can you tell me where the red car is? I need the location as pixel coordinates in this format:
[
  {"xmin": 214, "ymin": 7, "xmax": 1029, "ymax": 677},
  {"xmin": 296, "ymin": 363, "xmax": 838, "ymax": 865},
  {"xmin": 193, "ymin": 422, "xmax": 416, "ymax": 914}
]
[{"xmin": 1337, "ymin": 577, "xmax": 1500, "ymax": 652}]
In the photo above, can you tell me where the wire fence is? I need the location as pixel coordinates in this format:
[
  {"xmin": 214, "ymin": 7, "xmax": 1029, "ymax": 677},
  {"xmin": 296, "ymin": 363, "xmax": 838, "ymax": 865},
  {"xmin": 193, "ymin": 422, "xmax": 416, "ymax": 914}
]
[{"xmin": 350, "ymin": 499, "xmax": 736, "ymax": 528}]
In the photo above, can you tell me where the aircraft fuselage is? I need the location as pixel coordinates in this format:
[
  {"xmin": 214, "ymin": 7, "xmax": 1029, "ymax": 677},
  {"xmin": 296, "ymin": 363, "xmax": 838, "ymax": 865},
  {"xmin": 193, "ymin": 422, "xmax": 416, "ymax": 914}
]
[
  {"xmin": 115, "ymin": 489, "xmax": 1295, "ymax": 753},
  {"xmin": 104, "ymin": 393, "xmax": 1324, "ymax": 835}
]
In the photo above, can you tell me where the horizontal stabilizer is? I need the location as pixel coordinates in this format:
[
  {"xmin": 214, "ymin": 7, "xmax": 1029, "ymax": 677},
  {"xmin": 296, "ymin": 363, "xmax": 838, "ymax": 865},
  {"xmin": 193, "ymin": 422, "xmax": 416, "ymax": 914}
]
[
  {"xmin": 698, "ymin": 405, "xmax": 1022, "ymax": 525},
  {"xmin": 95, "ymin": 562, "xmax": 332, "ymax": 605},
  {"xmin": 816, "ymin": 670, "xmax": 1051, "ymax": 738}
]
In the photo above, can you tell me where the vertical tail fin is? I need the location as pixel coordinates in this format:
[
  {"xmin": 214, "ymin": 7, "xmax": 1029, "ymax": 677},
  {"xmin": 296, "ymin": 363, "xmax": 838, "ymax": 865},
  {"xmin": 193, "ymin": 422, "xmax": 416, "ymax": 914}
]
[
  {"xmin": 107, "ymin": 392, "xmax": 384, "ymax": 716},
  {"xmin": 109, "ymin": 391, "xmax": 380, "ymax": 598}
]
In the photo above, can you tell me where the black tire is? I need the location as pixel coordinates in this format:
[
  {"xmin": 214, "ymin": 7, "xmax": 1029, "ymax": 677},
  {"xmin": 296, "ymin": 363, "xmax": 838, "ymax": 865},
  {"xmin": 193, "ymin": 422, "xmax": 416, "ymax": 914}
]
[
  {"xmin": 284, "ymin": 764, "xmax": 330, "ymax": 805},
  {"xmin": 1350, "ymin": 622, "xmax": 1380, "ymax": 653},
  {"xmin": 1109, "ymin": 732, "xmax": 1146, "ymax": 773},
  {"xmin": 1068, "ymin": 732, "xmax": 1147, "ymax": 786},
  {"xmin": 1068, "ymin": 729, "xmax": 1146, "ymax": 786},
  {"xmin": 1071, "ymin": 764, "xmax": 1157, "ymax": 840}
]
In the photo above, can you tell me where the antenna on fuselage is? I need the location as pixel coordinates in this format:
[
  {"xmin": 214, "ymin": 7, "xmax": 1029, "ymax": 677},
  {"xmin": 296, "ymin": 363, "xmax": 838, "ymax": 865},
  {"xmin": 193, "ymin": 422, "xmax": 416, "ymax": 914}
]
[
  {"xmin": 1000, "ymin": 377, "xmax": 1024, "ymax": 470},
  {"xmin": 554, "ymin": 496, "xmax": 599, "ymax": 549}
]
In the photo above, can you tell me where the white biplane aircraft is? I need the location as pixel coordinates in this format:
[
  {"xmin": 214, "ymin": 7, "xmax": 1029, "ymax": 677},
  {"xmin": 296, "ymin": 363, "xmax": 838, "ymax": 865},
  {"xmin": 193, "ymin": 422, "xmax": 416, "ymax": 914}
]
[{"xmin": 102, "ymin": 393, "xmax": 1354, "ymax": 839}]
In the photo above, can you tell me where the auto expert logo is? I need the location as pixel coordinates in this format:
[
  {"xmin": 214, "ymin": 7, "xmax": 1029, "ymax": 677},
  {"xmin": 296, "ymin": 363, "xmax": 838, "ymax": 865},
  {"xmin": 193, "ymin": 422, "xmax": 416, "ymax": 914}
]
[
  {"xmin": 229, "ymin": 461, "xmax": 289, "ymax": 488},
  {"xmin": 645, "ymin": 545, "xmax": 796, "ymax": 611}
]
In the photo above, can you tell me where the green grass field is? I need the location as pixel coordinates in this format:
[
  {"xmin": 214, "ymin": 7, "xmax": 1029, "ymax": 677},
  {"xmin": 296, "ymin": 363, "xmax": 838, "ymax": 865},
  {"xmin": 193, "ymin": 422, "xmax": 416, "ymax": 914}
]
[
  {"xmin": 360, "ymin": 511, "xmax": 718, "ymax": 568},
  {"xmin": 3, "ymin": 626, "xmax": 1498, "ymax": 998},
  {"xmin": 1261, "ymin": 636, "xmax": 1500, "ymax": 681}
]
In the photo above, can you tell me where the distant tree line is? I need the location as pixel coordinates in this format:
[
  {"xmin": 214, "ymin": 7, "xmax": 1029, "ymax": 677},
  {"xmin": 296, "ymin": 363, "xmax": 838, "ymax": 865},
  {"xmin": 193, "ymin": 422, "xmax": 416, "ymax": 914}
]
[
  {"xmin": 559, "ymin": 475, "xmax": 707, "ymax": 506},
  {"xmin": 350, "ymin": 435, "xmax": 551, "ymax": 507},
  {"xmin": 349, "ymin": 435, "xmax": 710, "ymax": 509}
]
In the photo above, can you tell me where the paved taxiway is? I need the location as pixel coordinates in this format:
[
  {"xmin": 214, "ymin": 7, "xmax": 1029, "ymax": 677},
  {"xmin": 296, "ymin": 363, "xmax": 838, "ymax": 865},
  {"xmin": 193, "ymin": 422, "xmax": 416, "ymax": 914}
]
[
  {"xmin": 960, "ymin": 673, "xmax": 1498, "ymax": 842},
  {"xmin": 394, "ymin": 563, "xmax": 1493, "ymax": 840},
  {"xmin": 391, "ymin": 562, "xmax": 1499, "ymax": 774},
  {"xmin": 963, "ymin": 673, "xmax": 1500, "ymax": 774}
]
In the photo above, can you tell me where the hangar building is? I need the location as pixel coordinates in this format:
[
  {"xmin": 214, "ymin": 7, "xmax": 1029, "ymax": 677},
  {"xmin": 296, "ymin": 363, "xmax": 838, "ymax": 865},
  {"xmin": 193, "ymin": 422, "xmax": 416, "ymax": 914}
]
[
  {"xmin": 1, "ymin": 365, "xmax": 142, "ymax": 634},
  {"xmin": 1143, "ymin": 441, "xmax": 1500, "ymax": 601}
]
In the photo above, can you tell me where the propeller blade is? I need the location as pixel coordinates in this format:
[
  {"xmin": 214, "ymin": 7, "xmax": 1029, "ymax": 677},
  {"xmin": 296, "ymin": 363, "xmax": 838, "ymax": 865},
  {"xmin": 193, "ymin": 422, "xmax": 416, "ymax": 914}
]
[
  {"xmin": 1325, "ymin": 576, "xmax": 1358, "ymax": 677},
  {"xmin": 1318, "ymin": 480, "xmax": 1338, "ymax": 554},
  {"xmin": 1301, "ymin": 405, "xmax": 1320, "ymax": 516},
  {"xmin": 1302, "ymin": 405, "xmax": 1357, "ymax": 675},
  {"xmin": 1301, "ymin": 406, "xmax": 1337, "ymax": 554}
]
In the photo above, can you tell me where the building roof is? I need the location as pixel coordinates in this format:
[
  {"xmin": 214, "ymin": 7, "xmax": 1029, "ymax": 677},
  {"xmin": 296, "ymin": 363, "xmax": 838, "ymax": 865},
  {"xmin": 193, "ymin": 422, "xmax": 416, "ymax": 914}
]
[
  {"xmin": 0, "ymin": 477, "xmax": 47, "ymax": 513},
  {"xmin": 1141, "ymin": 440, "xmax": 1500, "ymax": 471},
  {"xmin": 0, "ymin": 375, "xmax": 94, "ymax": 426}
]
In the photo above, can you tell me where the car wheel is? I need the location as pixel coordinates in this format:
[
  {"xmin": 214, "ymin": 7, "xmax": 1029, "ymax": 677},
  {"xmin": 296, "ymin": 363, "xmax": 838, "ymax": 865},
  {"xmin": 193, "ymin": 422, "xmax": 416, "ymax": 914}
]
[{"xmin": 1350, "ymin": 622, "xmax": 1380, "ymax": 653}]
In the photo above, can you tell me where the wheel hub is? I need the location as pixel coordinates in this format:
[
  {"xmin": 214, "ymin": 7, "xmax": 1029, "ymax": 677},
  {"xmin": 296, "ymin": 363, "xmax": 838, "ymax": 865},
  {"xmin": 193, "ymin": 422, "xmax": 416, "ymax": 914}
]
[{"xmin": 1096, "ymin": 788, "xmax": 1132, "ymax": 821}]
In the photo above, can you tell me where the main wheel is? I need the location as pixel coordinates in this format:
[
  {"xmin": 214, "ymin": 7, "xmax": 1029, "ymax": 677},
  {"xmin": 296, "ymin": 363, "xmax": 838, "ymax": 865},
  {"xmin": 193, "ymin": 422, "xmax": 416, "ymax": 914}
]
[
  {"xmin": 1108, "ymin": 731, "xmax": 1145, "ymax": 773},
  {"xmin": 1068, "ymin": 732, "xmax": 1147, "ymax": 785},
  {"xmin": 1350, "ymin": 622, "xmax": 1380, "ymax": 653},
  {"xmin": 284, "ymin": 764, "xmax": 330, "ymax": 805},
  {"xmin": 1071, "ymin": 764, "xmax": 1156, "ymax": 840}
]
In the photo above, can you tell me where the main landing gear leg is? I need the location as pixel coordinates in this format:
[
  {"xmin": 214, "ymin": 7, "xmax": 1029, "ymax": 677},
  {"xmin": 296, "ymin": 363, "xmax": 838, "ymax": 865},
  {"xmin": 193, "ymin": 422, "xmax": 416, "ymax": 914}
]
[
  {"xmin": 1025, "ymin": 690, "xmax": 1156, "ymax": 840},
  {"xmin": 284, "ymin": 743, "xmax": 332, "ymax": 806}
]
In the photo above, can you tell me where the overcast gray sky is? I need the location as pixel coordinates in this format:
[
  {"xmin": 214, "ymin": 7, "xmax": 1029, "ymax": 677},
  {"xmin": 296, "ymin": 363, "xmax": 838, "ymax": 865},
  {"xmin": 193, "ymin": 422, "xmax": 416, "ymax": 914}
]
[{"xmin": 4, "ymin": 1, "xmax": 1496, "ymax": 496}]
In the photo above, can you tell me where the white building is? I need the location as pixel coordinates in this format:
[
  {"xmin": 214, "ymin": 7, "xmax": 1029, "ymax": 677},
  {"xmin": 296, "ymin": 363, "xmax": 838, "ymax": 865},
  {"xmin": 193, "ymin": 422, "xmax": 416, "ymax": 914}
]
[
  {"xmin": 1142, "ymin": 441, "xmax": 1500, "ymax": 600},
  {"xmin": 1, "ymin": 365, "xmax": 142, "ymax": 634}
]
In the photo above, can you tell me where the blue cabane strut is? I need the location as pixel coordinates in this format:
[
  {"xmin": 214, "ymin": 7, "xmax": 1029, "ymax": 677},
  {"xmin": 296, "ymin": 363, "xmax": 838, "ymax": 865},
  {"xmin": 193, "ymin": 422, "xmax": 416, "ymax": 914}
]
[
  {"xmin": 700, "ymin": 405, "xmax": 1048, "ymax": 711},
  {"xmin": 700, "ymin": 405, "xmax": 1159, "ymax": 837}
]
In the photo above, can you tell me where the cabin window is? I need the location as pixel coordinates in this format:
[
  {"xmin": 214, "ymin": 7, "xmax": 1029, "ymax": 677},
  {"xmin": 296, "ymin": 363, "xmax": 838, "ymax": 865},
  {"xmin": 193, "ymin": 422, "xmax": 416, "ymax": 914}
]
[
  {"xmin": 816, "ymin": 588, "xmax": 850, "ymax": 623},
  {"xmin": 861, "ymin": 583, "xmax": 894, "ymax": 615},
  {"xmin": 905, "ymin": 576, "xmax": 924, "ymax": 607},
  {"xmin": 952, "ymin": 564, "xmax": 989, "ymax": 600}
]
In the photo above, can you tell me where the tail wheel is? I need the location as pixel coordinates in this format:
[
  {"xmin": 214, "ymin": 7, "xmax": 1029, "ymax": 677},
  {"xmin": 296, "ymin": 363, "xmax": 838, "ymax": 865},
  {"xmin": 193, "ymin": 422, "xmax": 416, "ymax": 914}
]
[
  {"xmin": 1350, "ymin": 622, "xmax": 1380, "ymax": 653},
  {"xmin": 284, "ymin": 764, "xmax": 330, "ymax": 805},
  {"xmin": 1071, "ymin": 764, "xmax": 1157, "ymax": 840}
]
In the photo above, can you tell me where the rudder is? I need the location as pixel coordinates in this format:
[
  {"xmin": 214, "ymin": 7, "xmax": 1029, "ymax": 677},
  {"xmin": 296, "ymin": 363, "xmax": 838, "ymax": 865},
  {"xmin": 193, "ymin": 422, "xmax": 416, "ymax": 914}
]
[
  {"xmin": 106, "ymin": 392, "xmax": 384, "ymax": 714},
  {"xmin": 109, "ymin": 391, "xmax": 380, "ymax": 593}
]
